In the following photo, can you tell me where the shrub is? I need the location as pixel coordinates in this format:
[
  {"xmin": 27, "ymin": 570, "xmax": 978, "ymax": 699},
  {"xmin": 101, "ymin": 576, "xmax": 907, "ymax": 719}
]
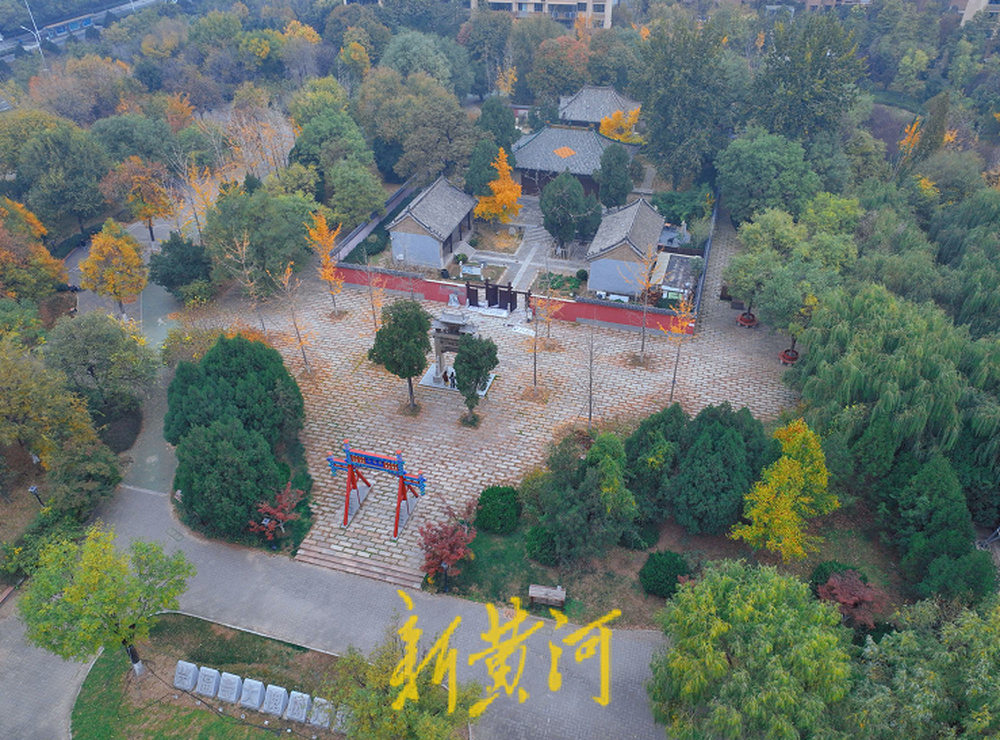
[
  {"xmin": 810, "ymin": 560, "xmax": 859, "ymax": 594},
  {"xmin": 525, "ymin": 525, "xmax": 557, "ymax": 566},
  {"xmin": 0, "ymin": 509, "xmax": 83, "ymax": 577},
  {"xmin": 639, "ymin": 550, "xmax": 691, "ymax": 598},
  {"xmin": 817, "ymin": 569, "xmax": 888, "ymax": 629},
  {"xmin": 475, "ymin": 485, "xmax": 520, "ymax": 534},
  {"xmin": 419, "ymin": 501, "xmax": 477, "ymax": 578},
  {"xmin": 173, "ymin": 417, "xmax": 283, "ymax": 540},
  {"xmin": 575, "ymin": 268, "xmax": 589, "ymax": 282},
  {"xmin": 179, "ymin": 279, "xmax": 213, "ymax": 307}
]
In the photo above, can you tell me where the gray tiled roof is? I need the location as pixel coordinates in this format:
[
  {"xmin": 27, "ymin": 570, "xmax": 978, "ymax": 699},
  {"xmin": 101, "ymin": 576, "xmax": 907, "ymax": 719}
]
[
  {"xmin": 387, "ymin": 177, "xmax": 476, "ymax": 242},
  {"xmin": 558, "ymin": 86, "xmax": 640, "ymax": 125},
  {"xmin": 511, "ymin": 126, "xmax": 636, "ymax": 177},
  {"xmin": 586, "ymin": 199, "xmax": 665, "ymax": 260}
]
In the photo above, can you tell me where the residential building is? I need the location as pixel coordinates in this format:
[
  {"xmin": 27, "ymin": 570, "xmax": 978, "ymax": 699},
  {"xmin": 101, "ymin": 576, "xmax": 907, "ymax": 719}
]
[{"xmin": 472, "ymin": 0, "xmax": 614, "ymax": 29}]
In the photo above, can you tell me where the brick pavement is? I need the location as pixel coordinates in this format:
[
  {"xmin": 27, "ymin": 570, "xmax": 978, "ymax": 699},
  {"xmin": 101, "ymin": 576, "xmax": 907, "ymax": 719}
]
[{"xmin": 197, "ymin": 210, "xmax": 797, "ymax": 583}]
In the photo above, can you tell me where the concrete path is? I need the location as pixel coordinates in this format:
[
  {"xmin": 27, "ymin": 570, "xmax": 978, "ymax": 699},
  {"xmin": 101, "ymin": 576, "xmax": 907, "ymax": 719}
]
[{"xmin": 0, "ymin": 594, "xmax": 94, "ymax": 740}]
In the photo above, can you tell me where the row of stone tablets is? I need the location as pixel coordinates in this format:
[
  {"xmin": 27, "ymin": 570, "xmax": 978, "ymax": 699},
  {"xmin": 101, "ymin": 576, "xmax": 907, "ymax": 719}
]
[{"xmin": 173, "ymin": 660, "xmax": 332, "ymax": 728}]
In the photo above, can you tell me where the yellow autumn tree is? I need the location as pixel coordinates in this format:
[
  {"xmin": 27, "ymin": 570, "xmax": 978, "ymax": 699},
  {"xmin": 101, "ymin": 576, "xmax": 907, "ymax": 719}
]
[
  {"xmin": 79, "ymin": 219, "xmax": 148, "ymax": 316},
  {"xmin": 599, "ymin": 108, "xmax": 643, "ymax": 144},
  {"xmin": 473, "ymin": 147, "xmax": 522, "ymax": 224},
  {"xmin": 165, "ymin": 92, "xmax": 195, "ymax": 133},
  {"xmin": 308, "ymin": 213, "xmax": 346, "ymax": 311},
  {"xmin": 99, "ymin": 156, "xmax": 175, "ymax": 244},
  {"xmin": 730, "ymin": 419, "xmax": 836, "ymax": 562}
]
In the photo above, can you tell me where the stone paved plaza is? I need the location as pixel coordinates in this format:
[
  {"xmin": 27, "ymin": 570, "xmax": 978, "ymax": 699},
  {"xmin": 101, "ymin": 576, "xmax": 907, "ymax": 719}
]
[{"xmin": 198, "ymin": 214, "xmax": 798, "ymax": 584}]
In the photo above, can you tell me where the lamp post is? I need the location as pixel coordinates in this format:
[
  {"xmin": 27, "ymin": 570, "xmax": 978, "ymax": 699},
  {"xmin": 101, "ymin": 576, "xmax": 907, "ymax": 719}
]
[{"xmin": 20, "ymin": 0, "xmax": 47, "ymax": 73}]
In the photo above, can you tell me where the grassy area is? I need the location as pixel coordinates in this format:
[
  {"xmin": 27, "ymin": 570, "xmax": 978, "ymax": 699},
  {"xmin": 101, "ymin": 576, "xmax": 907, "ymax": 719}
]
[
  {"xmin": 451, "ymin": 528, "xmax": 667, "ymax": 627},
  {"xmin": 72, "ymin": 614, "xmax": 340, "ymax": 740},
  {"xmin": 452, "ymin": 507, "xmax": 909, "ymax": 629}
]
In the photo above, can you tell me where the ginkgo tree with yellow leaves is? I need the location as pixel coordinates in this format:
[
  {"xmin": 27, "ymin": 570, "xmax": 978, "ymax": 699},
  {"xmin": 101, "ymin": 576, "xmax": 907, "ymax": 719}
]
[
  {"xmin": 79, "ymin": 219, "xmax": 148, "ymax": 317},
  {"xmin": 473, "ymin": 147, "xmax": 522, "ymax": 224},
  {"xmin": 308, "ymin": 212, "xmax": 345, "ymax": 311},
  {"xmin": 599, "ymin": 108, "xmax": 643, "ymax": 144},
  {"xmin": 730, "ymin": 419, "xmax": 837, "ymax": 561}
]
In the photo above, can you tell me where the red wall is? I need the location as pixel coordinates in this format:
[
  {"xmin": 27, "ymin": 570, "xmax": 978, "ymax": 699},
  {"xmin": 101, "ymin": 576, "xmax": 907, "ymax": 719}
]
[{"xmin": 335, "ymin": 267, "xmax": 694, "ymax": 335}]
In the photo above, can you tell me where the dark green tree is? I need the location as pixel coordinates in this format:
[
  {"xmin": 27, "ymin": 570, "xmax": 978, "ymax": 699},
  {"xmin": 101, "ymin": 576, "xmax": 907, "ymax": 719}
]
[
  {"xmin": 624, "ymin": 403, "xmax": 687, "ymax": 521},
  {"xmin": 90, "ymin": 114, "xmax": 175, "ymax": 164},
  {"xmin": 753, "ymin": 15, "xmax": 864, "ymax": 140},
  {"xmin": 476, "ymin": 98, "xmax": 518, "ymax": 154},
  {"xmin": 46, "ymin": 435, "xmax": 122, "ymax": 520},
  {"xmin": 715, "ymin": 128, "xmax": 822, "ymax": 224},
  {"xmin": 203, "ymin": 187, "xmax": 315, "ymax": 296},
  {"xmin": 17, "ymin": 122, "xmax": 110, "ymax": 232},
  {"xmin": 173, "ymin": 417, "xmax": 283, "ymax": 540},
  {"xmin": 454, "ymin": 333, "xmax": 498, "ymax": 423},
  {"xmin": 164, "ymin": 335, "xmax": 304, "ymax": 449},
  {"xmin": 597, "ymin": 143, "xmax": 632, "ymax": 209},
  {"xmin": 149, "ymin": 232, "xmax": 212, "ymax": 298},
  {"xmin": 367, "ymin": 300, "xmax": 432, "ymax": 411},
  {"xmin": 540, "ymin": 172, "xmax": 586, "ymax": 247},
  {"xmin": 636, "ymin": 21, "xmax": 747, "ymax": 187},
  {"xmin": 464, "ymin": 140, "xmax": 501, "ymax": 196},
  {"xmin": 663, "ymin": 423, "xmax": 752, "ymax": 535},
  {"xmin": 43, "ymin": 311, "xmax": 158, "ymax": 417}
]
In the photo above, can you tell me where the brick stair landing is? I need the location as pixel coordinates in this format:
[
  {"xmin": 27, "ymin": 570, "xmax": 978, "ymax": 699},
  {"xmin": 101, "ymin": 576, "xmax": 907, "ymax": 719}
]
[{"xmin": 295, "ymin": 543, "xmax": 424, "ymax": 591}]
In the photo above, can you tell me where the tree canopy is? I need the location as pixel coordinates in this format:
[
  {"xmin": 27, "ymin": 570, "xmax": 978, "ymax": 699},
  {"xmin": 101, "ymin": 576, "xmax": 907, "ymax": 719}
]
[
  {"xmin": 648, "ymin": 560, "xmax": 852, "ymax": 740},
  {"xmin": 19, "ymin": 524, "xmax": 194, "ymax": 674},
  {"xmin": 368, "ymin": 300, "xmax": 433, "ymax": 410}
]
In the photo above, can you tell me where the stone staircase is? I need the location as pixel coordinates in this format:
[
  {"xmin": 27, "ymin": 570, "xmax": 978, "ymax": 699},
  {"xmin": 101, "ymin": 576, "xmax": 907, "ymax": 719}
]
[
  {"xmin": 295, "ymin": 543, "xmax": 424, "ymax": 591},
  {"xmin": 522, "ymin": 225, "xmax": 553, "ymax": 249}
]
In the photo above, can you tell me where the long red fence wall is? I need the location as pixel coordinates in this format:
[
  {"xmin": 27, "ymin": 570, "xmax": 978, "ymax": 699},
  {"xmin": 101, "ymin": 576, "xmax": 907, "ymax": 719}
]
[{"xmin": 334, "ymin": 266, "xmax": 694, "ymax": 335}]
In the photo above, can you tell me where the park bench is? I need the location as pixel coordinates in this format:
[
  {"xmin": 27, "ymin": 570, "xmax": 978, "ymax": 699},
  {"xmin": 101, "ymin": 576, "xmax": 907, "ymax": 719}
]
[{"xmin": 528, "ymin": 584, "xmax": 566, "ymax": 608}]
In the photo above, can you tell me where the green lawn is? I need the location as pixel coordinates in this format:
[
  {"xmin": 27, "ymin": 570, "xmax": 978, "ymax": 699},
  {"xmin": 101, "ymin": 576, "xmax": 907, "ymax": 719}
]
[{"xmin": 72, "ymin": 615, "xmax": 339, "ymax": 740}]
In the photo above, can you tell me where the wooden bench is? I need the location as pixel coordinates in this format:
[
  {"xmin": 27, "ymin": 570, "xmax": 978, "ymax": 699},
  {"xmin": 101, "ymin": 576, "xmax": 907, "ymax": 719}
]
[{"xmin": 528, "ymin": 584, "xmax": 566, "ymax": 608}]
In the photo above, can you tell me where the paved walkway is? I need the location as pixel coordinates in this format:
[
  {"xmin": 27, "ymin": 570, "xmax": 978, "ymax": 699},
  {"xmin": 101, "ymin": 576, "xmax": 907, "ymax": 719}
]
[{"xmin": 187, "ymin": 203, "xmax": 796, "ymax": 584}]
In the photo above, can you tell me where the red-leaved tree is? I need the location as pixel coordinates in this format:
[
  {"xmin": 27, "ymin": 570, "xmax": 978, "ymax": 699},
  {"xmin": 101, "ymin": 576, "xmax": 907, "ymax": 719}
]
[
  {"xmin": 419, "ymin": 501, "xmax": 477, "ymax": 578},
  {"xmin": 248, "ymin": 483, "xmax": 305, "ymax": 540},
  {"xmin": 817, "ymin": 569, "xmax": 889, "ymax": 629}
]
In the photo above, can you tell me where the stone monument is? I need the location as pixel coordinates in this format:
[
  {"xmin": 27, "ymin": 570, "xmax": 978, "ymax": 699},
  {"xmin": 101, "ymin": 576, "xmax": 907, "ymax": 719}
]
[
  {"xmin": 263, "ymin": 684, "xmax": 289, "ymax": 716},
  {"xmin": 308, "ymin": 698, "xmax": 332, "ymax": 729},
  {"xmin": 239, "ymin": 678, "xmax": 265, "ymax": 711},
  {"xmin": 194, "ymin": 667, "xmax": 220, "ymax": 698},
  {"xmin": 217, "ymin": 672, "xmax": 242, "ymax": 704},
  {"xmin": 430, "ymin": 311, "xmax": 477, "ymax": 384},
  {"xmin": 173, "ymin": 660, "xmax": 198, "ymax": 691},
  {"xmin": 285, "ymin": 691, "xmax": 311, "ymax": 723}
]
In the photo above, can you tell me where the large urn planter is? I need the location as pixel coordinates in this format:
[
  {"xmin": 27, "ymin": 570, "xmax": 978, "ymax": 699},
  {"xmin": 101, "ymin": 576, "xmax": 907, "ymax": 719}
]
[
  {"xmin": 737, "ymin": 312, "xmax": 758, "ymax": 328},
  {"xmin": 779, "ymin": 348, "xmax": 800, "ymax": 365}
]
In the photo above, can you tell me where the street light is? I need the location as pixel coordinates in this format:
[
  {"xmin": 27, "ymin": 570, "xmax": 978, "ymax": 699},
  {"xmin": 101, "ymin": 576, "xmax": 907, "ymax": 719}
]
[{"xmin": 20, "ymin": 0, "xmax": 47, "ymax": 72}]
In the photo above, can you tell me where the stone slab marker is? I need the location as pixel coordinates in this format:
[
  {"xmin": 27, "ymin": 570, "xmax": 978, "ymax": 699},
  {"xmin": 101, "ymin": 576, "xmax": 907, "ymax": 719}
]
[
  {"xmin": 195, "ymin": 667, "xmax": 220, "ymax": 698},
  {"xmin": 239, "ymin": 678, "xmax": 265, "ymax": 711},
  {"xmin": 217, "ymin": 672, "xmax": 242, "ymax": 704},
  {"xmin": 308, "ymin": 697, "xmax": 332, "ymax": 729},
  {"xmin": 263, "ymin": 685, "xmax": 289, "ymax": 716},
  {"xmin": 172, "ymin": 661, "xmax": 199, "ymax": 691},
  {"xmin": 284, "ymin": 691, "xmax": 310, "ymax": 722}
]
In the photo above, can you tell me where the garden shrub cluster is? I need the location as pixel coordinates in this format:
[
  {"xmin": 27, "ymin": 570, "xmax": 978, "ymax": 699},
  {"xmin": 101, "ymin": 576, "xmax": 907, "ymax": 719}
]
[
  {"xmin": 639, "ymin": 550, "xmax": 691, "ymax": 598},
  {"xmin": 474, "ymin": 485, "xmax": 520, "ymax": 534},
  {"xmin": 166, "ymin": 335, "xmax": 312, "ymax": 548},
  {"xmin": 520, "ymin": 403, "xmax": 775, "ymax": 567}
]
